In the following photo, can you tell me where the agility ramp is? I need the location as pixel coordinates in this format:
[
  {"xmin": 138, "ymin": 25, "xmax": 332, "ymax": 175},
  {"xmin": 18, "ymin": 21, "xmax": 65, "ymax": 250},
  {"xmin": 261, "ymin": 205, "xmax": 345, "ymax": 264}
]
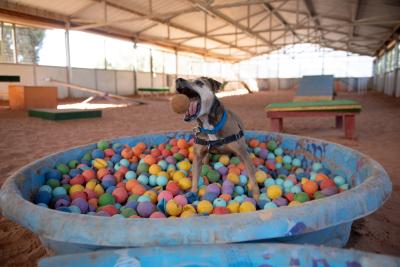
[{"xmin": 294, "ymin": 75, "xmax": 334, "ymax": 102}]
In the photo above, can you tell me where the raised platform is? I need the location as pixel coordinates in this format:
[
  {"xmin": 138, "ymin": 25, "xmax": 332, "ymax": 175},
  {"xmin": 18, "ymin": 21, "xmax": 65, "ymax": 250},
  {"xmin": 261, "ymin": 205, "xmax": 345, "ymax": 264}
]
[{"xmin": 28, "ymin": 108, "xmax": 102, "ymax": 120}]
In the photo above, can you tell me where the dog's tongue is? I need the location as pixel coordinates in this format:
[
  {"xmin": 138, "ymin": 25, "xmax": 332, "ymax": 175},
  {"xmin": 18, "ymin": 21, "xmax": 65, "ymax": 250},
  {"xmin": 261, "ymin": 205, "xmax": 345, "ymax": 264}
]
[{"xmin": 186, "ymin": 99, "xmax": 198, "ymax": 116}]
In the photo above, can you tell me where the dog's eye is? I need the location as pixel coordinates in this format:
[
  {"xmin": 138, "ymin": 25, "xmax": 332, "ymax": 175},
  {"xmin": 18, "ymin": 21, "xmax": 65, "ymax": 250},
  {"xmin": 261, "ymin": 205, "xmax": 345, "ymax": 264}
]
[{"xmin": 195, "ymin": 80, "xmax": 204, "ymax": 87}]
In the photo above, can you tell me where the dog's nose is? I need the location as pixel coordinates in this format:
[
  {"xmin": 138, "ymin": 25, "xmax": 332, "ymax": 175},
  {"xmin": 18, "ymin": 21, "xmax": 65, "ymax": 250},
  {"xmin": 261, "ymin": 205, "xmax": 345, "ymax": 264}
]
[{"xmin": 176, "ymin": 78, "xmax": 186, "ymax": 87}]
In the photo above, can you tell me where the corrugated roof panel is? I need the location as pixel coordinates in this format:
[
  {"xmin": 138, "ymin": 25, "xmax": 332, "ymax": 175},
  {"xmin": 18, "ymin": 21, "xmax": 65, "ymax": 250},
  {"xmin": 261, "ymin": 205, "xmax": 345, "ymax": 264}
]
[
  {"xmin": 151, "ymin": 0, "xmax": 193, "ymax": 15},
  {"xmin": 171, "ymin": 12, "xmax": 207, "ymax": 33},
  {"xmin": 117, "ymin": 20, "xmax": 159, "ymax": 34},
  {"xmin": 142, "ymin": 24, "xmax": 169, "ymax": 38},
  {"xmin": 7, "ymin": 0, "xmax": 93, "ymax": 16}
]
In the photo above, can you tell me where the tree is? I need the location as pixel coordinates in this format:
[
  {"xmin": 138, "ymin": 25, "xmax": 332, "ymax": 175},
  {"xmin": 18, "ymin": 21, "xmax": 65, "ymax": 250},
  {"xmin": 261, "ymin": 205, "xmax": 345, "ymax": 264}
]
[
  {"xmin": 16, "ymin": 26, "xmax": 45, "ymax": 64},
  {"xmin": 0, "ymin": 22, "xmax": 15, "ymax": 63}
]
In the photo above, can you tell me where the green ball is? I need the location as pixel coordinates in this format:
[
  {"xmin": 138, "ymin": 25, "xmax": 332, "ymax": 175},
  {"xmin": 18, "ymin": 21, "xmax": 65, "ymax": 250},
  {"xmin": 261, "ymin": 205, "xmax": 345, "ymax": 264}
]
[
  {"xmin": 62, "ymin": 184, "xmax": 71, "ymax": 192},
  {"xmin": 207, "ymin": 169, "xmax": 221, "ymax": 183},
  {"xmin": 200, "ymin": 165, "xmax": 211, "ymax": 177},
  {"xmin": 211, "ymin": 154, "xmax": 220, "ymax": 162},
  {"xmin": 121, "ymin": 207, "xmax": 136, "ymax": 218},
  {"xmin": 284, "ymin": 163, "xmax": 292, "ymax": 170},
  {"xmin": 128, "ymin": 194, "xmax": 140, "ymax": 202},
  {"xmin": 97, "ymin": 140, "xmax": 109, "ymax": 150},
  {"xmin": 165, "ymin": 144, "xmax": 172, "ymax": 151},
  {"xmin": 68, "ymin": 160, "xmax": 79, "ymax": 169},
  {"xmin": 137, "ymin": 163, "xmax": 149, "ymax": 174},
  {"xmin": 294, "ymin": 192, "xmax": 310, "ymax": 203},
  {"xmin": 313, "ymin": 191, "xmax": 325, "ymax": 200},
  {"xmin": 46, "ymin": 179, "xmax": 60, "ymax": 189},
  {"xmin": 230, "ymin": 157, "xmax": 241, "ymax": 165},
  {"xmin": 56, "ymin": 163, "xmax": 69, "ymax": 175},
  {"xmin": 99, "ymin": 193, "xmax": 115, "ymax": 206},
  {"xmin": 82, "ymin": 152, "xmax": 92, "ymax": 161},
  {"xmin": 173, "ymin": 153, "xmax": 185, "ymax": 161},
  {"xmin": 267, "ymin": 140, "xmax": 278, "ymax": 151}
]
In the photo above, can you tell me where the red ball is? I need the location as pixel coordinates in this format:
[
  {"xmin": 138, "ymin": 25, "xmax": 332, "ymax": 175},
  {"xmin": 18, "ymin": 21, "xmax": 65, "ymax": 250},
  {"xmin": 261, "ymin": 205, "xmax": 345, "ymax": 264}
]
[
  {"xmin": 320, "ymin": 179, "xmax": 336, "ymax": 190},
  {"xmin": 166, "ymin": 181, "xmax": 180, "ymax": 196},
  {"xmin": 285, "ymin": 192, "xmax": 295, "ymax": 202},
  {"xmin": 149, "ymin": 211, "xmax": 166, "ymax": 218},
  {"xmin": 70, "ymin": 174, "xmax": 85, "ymax": 185},
  {"xmin": 213, "ymin": 206, "xmax": 230, "ymax": 215},
  {"xmin": 82, "ymin": 170, "xmax": 96, "ymax": 182},
  {"xmin": 71, "ymin": 191, "xmax": 87, "ymax": 201},
  {"xmin": 112, "ymin": 187, "xmax": 128, "ymax": 203},
  {"xmin": 162, "ymin": 150, "xmax": 172, "ymax": 157},
  {"xmin": 100, "ymin": 205, "xmax": 118, "ymax": 216},
  {"xmin": 104, "ymin": 149, "xmax": 115, "ymax": 157}
]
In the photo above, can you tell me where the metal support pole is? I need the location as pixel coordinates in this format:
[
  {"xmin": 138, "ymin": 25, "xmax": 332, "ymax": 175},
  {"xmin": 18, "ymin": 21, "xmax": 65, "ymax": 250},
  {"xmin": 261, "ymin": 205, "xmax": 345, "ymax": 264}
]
[
  {"xmin": 65, "ymin": 22, "xmax": 72, "ymax": 98},
  {"xmin": 150, "ymin": 48, "xmax": 154, "ymax": 88},
  {"xmin": 12, "ymin": 23, "xmax": 17, "ymax": 63},
  {"xmin": 133, "ymin": 42, "xmax": 137, "ymax": 94}
]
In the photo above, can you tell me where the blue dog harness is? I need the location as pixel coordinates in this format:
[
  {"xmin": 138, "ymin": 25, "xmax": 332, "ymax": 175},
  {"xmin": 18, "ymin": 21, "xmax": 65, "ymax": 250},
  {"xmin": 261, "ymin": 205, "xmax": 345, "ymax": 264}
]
[{"xmin": 194, "ymin": 111, "xmax": 244, "ymax": 148}]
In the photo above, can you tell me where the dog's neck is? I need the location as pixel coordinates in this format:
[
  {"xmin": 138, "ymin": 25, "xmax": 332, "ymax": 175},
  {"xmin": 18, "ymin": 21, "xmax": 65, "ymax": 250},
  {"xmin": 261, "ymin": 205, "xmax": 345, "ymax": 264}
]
[{"xmin": 196, "ymin": 98, "xmax": 225, "ymax": 140}]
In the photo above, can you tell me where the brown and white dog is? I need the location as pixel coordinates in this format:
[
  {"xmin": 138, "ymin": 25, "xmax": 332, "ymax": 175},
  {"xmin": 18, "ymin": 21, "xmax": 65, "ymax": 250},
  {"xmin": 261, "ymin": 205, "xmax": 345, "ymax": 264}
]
[{"xmin": 175, "ymin": 77, "xmax": 260, "ymax": 200}]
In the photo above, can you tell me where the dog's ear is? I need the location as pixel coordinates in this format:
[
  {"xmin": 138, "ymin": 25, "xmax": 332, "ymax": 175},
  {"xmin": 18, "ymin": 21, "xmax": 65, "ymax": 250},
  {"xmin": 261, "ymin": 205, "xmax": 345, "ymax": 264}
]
[{"xmin": 204, "ymin": 77, "xmax": 222, "ymax": 92}]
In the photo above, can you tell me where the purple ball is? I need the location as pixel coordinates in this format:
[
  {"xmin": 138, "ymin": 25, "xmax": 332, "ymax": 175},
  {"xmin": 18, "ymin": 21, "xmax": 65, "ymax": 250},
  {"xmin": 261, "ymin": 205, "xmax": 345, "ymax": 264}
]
[
  {"xmin": 137, "ymin": 201, "xmax": 155, "ymax": 218},
  {"xmin": 205, "ymin": 183, "xmax": 221, "ymax": 195},
  {"xmin": 125, "ymin": 201, "xmax": 138, "ymax": 210},
  {"xmin": 71, "ymin": 198, "xmax": 89, "ymax": 213},
  {"xmin": 222, "ymin": 180, "xmax": 234, "ymax": 188},
  {"xmin": 321, "ymin": 187, "xmax": 338, "ymax": 197},
  {"xmin": 54, "ymin": 198, "xmax": 70, "ymax": 209},
  {"xmin": 222, "ymin": 186, "xmax": 234, "ymax": 195},
  {"xmin": 273, "ymin": 197, "xmax": 288, "ymax": 207},
  {"xmin": 217, "ymin": 166, "xmax": 228, "ymax": 176},
  {"xmin": 166, "ymin": 156, "xmax": 176, "ymax": 165},
  {"xmin": 61, "ymin": 175, "xmax": 71, "ymax": 185},
  {"xmin": 259, "ymin": 149, "xmax": 268, "ymax": 159},
  {"xmin": 202, "ymin": 192, "xmax": 219, "ymax": 202},
  {"xmin": 102, "ymin": 174, "xmax": 116, "ymax": 188},
  {"xmin": 88, "ymin": 204, "xmax": 97, "ymax": 212},
  {"xmin": 244, "ymin": 197, "xmax": 257, "ymax": 206}
]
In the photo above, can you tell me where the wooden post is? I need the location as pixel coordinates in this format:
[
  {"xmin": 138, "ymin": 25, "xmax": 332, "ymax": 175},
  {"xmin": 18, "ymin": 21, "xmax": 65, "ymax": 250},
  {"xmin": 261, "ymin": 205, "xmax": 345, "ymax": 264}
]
[
  {"xmin": 335, "ymin": 115, "xmax": 343, "ymax": 129},
  {"xmin": 344, "ymin": 114, "xmax": 355, "ymax": 139},
  {"xmin": 270, "ymin": 117, "xmax": 283, "ymax": 132}
]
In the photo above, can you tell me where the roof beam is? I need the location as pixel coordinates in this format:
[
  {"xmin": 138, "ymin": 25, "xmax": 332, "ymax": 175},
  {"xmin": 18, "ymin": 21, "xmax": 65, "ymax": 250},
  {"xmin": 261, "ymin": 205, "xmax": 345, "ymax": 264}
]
[
  {"xmin": 186, "ymin": 0, "xmax": 273, "ymax": 46},
  {"xmin": 348, "ymin": 0, "xmax": 361, "ymax": 50},
  {"xmin": 303, "ymin": 0, "xmax": 326, "ymax": 44}
]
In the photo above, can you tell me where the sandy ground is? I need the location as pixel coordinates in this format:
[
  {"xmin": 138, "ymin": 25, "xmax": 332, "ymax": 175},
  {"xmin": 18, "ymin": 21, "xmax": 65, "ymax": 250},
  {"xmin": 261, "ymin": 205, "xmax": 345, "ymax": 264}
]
[{"xmin": 0, "ymin": 90, "xmax": 399, "ymax": 266}]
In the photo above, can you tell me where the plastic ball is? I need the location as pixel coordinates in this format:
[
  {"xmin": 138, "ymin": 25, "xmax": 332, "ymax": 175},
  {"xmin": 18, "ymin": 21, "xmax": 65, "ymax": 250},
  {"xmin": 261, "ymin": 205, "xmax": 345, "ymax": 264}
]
[
  {"xmin": 156, "ymin": 175, "xmax": 168, "ymax": 187},
  {"xmin": 255, "ymin": 170, "xmax": 267, "ymax": 184},
  {"xmin": 97, "ymin": 140, "xmax": 109, "ymax": 150},
  {"xmin": 178, "ymin": 177, "xmax": 191, "ymax": 191},
  {"xmin": 178, "ymin": 161, "xmax": 191, "ymax": 172},
  {"xmin": 180, "ymin": 210, "xmax": 196, "ymax": 218},
  {"xmin": 302, "ymin": 180, "xmax": 318, "ymax": 195},
  {"xmin": 219, "ymin": 155, "xmax": 230, "ymax": 166},
  {"xmin": 166, "ymin": 200, "xmax": 182, "ymax": 216},
  {"xmin": 320, "ymin": 179, "xmax": 336, "ymax": 190},
  {"xmin": 207, "ymin": 170, "xmax": 220, "ymax": 183},
  {"xmin": 69, "ymin": 184, "xmax": 85, "ymax": 195},
  {"xmin": 312, "ymin": 162, "xmax": 323, "ymax": 172},
  {"xmin": 264, "ymin": 202, "xmax": 278, "ymax": 209},
  {"xmin": 35, "ymin": 191, "xmax": 52, "ymax": 205},
  {"xmin": 53, "ymin": 186, "xmax": 67, "ymax": 198},
  {"xmin": 213, "ymin": 198, "xmax": 227, "ymax": 207},
  {"xmin": 99, "ymin": 193, "xmax": 116, "ymax": 206},
  {"xmin": 294, "ymin": 192, "xmax": 309, "ymax": 203},
  {"xmin": 227, "ymin": 173, "xmax": 240, "ymax": 185},
  {"xmin": 137, "ymin": 201, "xmax": 155, "ymax": 218},
  {"xmin": 239, "ymin": 201, "xmax": 256, "ymax": 213},
  {"xmin": 174, "ymin": 195, "xmax": 188, "ymax": 206},
  {"xmin": 112, "ymin": 187, "xmax": 128, "ymax": 203},
  {"xmin": 334, "ymin": 176, "xmax": 346, "ymax": 186},
  {"xmin": 267, "ymin": 185, "xmax": 282, "ymax": 200},
  {"xmin": 137, "ymin": 195, "xmax": 151, "ymax": 202},
  {"xmin": 197, "ymin": 200, "xmax": 213, "ymax": 214},
  {"xmin": 150, "ymin": 211, "xmax": 166, "ymax": 219},
  {"xmin": 227, "ymin": 201, "xmax": 240, "ymax": 213},
  {"xmin": 137, "ymin": 174, "xmax": 149, "ymax": 185}
]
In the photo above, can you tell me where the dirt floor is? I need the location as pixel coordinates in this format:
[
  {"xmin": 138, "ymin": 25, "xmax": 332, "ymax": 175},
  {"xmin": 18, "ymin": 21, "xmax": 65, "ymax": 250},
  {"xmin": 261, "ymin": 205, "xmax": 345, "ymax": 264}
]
[{"xmin": 0, "ymin": 90, "xmax": 399, "ymax": 266}]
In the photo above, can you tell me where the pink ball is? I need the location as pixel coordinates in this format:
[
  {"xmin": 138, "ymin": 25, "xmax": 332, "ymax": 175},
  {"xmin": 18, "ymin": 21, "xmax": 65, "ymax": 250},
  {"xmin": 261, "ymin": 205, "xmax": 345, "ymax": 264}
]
[
  {"xmin": 173, "ymin": 195, "xmax": 188, "ymax": 206},
  {"xmin": 157, "ymin": 190, "xmax": 173, "ymax": 202},
  {"xmin": 137, "ymin": 201, "xmax": 155, "ymax": 218},
  {"xmin": 149, "ymin": 211, "xmax": 166, "ymax": 218},
  {"xmin": 112, "ymin": 187, "xmax": 128, "ymax": 203},
  {"xmin": 84, "ymin": 189, "xmax": 97, "ymax": 200}
]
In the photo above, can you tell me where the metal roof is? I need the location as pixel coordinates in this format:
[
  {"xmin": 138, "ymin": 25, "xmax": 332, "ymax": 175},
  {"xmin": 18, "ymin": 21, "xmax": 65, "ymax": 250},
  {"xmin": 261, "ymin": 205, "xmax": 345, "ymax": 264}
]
[{"xmin": 1, "ymin": 0, "xmax": 400, "ymax": 62}]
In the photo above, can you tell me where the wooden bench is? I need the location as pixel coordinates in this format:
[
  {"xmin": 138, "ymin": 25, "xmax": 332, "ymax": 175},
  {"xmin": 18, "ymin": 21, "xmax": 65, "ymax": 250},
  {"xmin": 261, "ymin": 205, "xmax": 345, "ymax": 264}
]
[{"xmin": 265, "ymin": 100, "xmax": 362, "ymax": 139}]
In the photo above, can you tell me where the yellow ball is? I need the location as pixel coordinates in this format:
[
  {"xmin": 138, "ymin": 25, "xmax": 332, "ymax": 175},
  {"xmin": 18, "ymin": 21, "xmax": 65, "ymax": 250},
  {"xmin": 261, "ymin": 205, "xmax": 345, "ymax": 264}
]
[
  {"xmin": 275, "ymin": 156, "xmax": 283, "ymax": 163},
  {"xmin": 180, "ymin": 210, "xmax": 196, "ymax": 218},
  {"xmin": 255, "ymin": 170, "xmax": 267, "ymax": 184},
  {"xmin": 149, "ymin": 164, "xmax": 162, "ymax": 175},
  {"xmin": 93, "ymin": 158, "xmax": 108, "ymax": 169},
  {"xmin": 249, "ymin": 153, "xmax": 256, "ymax": 159},
  {"xmin": 166, "ymin": 200, "xmax": 182, "ymax": 216},
  {"xmin": 197, "ymin": 200, "xmax": 213, "ymax": 214},
  {"xmin": 70, "ymin": 184, "xmax": 84, "ymax": 195},
  {"xmin": 239, "ymin": 201, "xmax": 256, "ymax": 213},
  {"xmin": 219, "ymin": 155, "xmax": 230, "ymax": 166},
  {"xmin": 227, "ymin": 201, "xmax": 240, "ymax": 213},
  {"xmin": 182, "ymin": 204, "xmax": 196, "ymax": 213},
  {"xmin": 144, "ymin": 190, "xmax": 157, "ymax": 203},
  {"xmin": 171, "ymin": 94, "xmax": 190, "ymax": 114},
  {"xmin": 227, "ymin": 172, "xmax": 240, "ymax": 185},
  {"xmin": 94, "ymin": 184, "xmax": 105, "ymax": 196},
  {"xmin": 267, "ymin": 185, "xmax": 282, "ymax": 200},
  {"xmin": 301, "ymin": 178, "xmax": 309, "ymax": 185},
  {"xmin": 289, "ymin": 200, "xmax": 302, "ymax": 207},
  {"xmin": 85, "ymin": 180, "xmax": 97, "ymax": 190},
  {"xmin": 173, "ymin": 171, "xmax": 185, "ymax": 183},
  {"xmin": 178, "ymin": 161, "xmax": 191, "ymax": 172},
  {"xmin": 188, "ymin": 146, "xmax": 194, "ymax": 153},
  {"xmin": 198, "ymin": 187, "xmax": 206, "ymax": 197},
  {"xmin": 158, "ymin": 171, "xmax": 169, "ymax": 179},
  {"xmin": 178, "ymin": 177, "xmax": 192, "ymax": 190}
]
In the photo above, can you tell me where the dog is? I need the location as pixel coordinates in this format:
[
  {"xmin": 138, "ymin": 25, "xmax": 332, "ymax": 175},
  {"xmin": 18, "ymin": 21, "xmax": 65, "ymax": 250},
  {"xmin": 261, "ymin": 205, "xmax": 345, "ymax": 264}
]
[{"xmin": 175, "ymin": 77, "xmax": 260, "ymax": 200}]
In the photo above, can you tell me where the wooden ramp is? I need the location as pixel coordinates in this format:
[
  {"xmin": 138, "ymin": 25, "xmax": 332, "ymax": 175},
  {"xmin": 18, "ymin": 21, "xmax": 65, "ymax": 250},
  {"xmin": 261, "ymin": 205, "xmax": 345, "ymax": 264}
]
[
  {"xmin": 294, "ymin": 75, "xmax": 334, "ymax": 102},
  {"xmin": 29, "ymin": 108, "xmax": 102, "ymax": 120}
]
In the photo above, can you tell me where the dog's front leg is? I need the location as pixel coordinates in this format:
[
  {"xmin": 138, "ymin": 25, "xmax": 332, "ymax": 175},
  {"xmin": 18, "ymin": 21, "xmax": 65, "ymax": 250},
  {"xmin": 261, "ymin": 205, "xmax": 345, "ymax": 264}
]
[
  {"xmin": 227, "ymin": 140, "xmax": 260, "ymax": 200},
  {"xmin": 191, "ymin": 144, "xmax": 208, "ymax": 193}
]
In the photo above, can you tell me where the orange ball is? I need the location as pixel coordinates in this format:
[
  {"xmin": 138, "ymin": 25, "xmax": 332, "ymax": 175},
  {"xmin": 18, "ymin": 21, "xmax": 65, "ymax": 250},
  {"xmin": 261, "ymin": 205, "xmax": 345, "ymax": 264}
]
[
  {"xmin": 315, "ymin": 173, "xmax": 329, "ymax": 183},
  {"xmin": 220, "ymin": 194, "xmax": 231, "ymax": 202},
  {"xmin": 121, "ymin": 148, "xmax": 133, "ymax": 159},
  {"xmin": 82, "ymin": 170, "xmax": 96, "ymax": 182},
  {"xmin": 170, "ymin": 146, "xmax": 179, "ymax": 154},
  {"xmin": 178, "ymin": 149, "xmax": 189, "ymax": 157},
  {"xmin": 150, "ymin": 149, "xmax": 161, "ymax": 158},
  {"xmin": 132, "ymin": 146, "xmax": 143, "ymax": 156},
  {"xmin": 320, "ymin": 179, "xmax": 336, "ymax": 190},
  {"xmin": 136, "ymin": 142, "xmax": 147, "ymax": 151},
  {"xmin": 144, "ymin": 155, "xmax": 156, "ymax": 165},
  {"xmin": 249, "ymin": 139, "xmax": 260, "ymax": 148},
  {"xmin": 228, "ymin": 166, "xmax": 241, "ymax": 176},
  {"xmin": 88, "ymin": 198, "xmax": 98, "ymax": 208},
  {"xmin": 177, "ymin": 139, "xmax": 188, "ymax": 149},
  {"xmin": 126, "ymin": 179, "xmax": 139, "ymax": 191},
  {"xmin": 302, "ymin": 180, "xmax": 318, "ymax": 195},
  {"xmin": 97, "ymin": 168, "xmax": 110, "ymax": 180},
  {"xmin": 131, "ymin": 184, "xmax": 146, "ymax": 195}
]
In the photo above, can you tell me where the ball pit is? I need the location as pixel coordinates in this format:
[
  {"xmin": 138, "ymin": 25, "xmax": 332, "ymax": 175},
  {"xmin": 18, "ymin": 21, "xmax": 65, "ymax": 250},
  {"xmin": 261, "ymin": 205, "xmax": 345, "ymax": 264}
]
[{"xmin": 0, "ymin": 131, "xmax": 391, "ymax": 254}]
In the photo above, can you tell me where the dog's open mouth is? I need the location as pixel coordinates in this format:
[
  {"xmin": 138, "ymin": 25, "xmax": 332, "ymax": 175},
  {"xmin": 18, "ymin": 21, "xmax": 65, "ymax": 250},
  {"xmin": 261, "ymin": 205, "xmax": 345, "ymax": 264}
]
[{"xmin": 177, "ymin": 87, "xmax": 201, "ymax": 121}]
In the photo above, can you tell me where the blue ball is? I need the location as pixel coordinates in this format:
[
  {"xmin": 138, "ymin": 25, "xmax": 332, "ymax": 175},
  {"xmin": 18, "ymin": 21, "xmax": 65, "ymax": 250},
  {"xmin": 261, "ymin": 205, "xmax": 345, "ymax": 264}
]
[
  {"xmin": 69, "ymin": 168, "xmax": 81, "ymax": 177},
  {"xmin": 312, "ymin": 162, "xmax": 323, "ymax": 172},
  {"xmin": 39, "ymin": 185, "xmax": 52, "ymax": 193},
  {"xmin": 119, "ymin": 159, "xmax": 130, "ymax": 168},
  {"xmin": 283, "ymin": 155, "xmax": 292, "ymax": 164},
  {"xmin": 129, "ymin": 163, "xmax": 138, "ymax": 171},
  {"xmin": 158, "ymin": 160, "xmax": 168, "ymax": 170},
  {"xmin": 46, "ymin": 169, "xmax": 61, "ymax": 180},
  {"xmin": 185, "ymin": 192, "xmax": 198, "ymax": 204},
  {"xmin": 112, "ymin": 143, "xmax": 123, "ymax": 154},
  {"xmin": 56, "ymin": 206, "xmax": 71, "ymax": 213},
  {"xmin": 334, "ymin": 176, "xmax": 346, "ymax": 186},
  {"xmin": 264, "ymin": 202, "xmax": 278, "ymax": 209},
  {"xmin": 213, "ymin": 162, "xmax": 224, "ymax": 170},
  {"xmin": 290, "ymin": 185, "xmax": 302, "ymax": 194},
  {"xmin": 275, "ymin": 163, "xmax": 283, "ymax": 169},
  {"xmin": 267, "ymin": 153, "xmax": 275, "ymax": 160},
  {"xmin": 274, "ymin": 147, "xmax": 283, "ymax": 156},
  {"xmin": 111, "ymin": 154, "xmax": 122, "ymax": 164},
  {"xmin": 213, "ymin": 198, "xmax": 227, "ymax": 207},
  {"xmin": 125, "ymin": 171, "xmax": 137, "ymax": 180},
  {"xmin": 68, "ymin": 205, "xmax": 81, "ymax": 214},
  {"xmin": 275, "ymin": 178, "xmax": 284, "ymax": 186},
  {"xmin": 283, "ymin": 180, "xmax": 294, "ymax": 188},
  {"xmin": 115, "ymin": 203, "xmax": 122, "ymax": 209},
  {"xmin": 114, "ymin": 163, "xmax": 121, "ymax": 171},
  {"xmin": 138, "ymin": 174, "xmax": 149, "ymax": 185},
  {"xmin": 92, "ymin": 149, "xmax": 105, "ymax": 159},
  {"xmin": 156, "ymin": 175, "xmax": 168, "ymax": 187},
  {"xmin": 149, "ymin": 175, "xmax": 158, "ymax": 186},
  {"xmin": 167, "ymin": 164, "xmax": 176, "ymax": 172},
  {"xmin": 138, "ymin": 195, "xmax": 151, "ymax": 202},
  {"xmin": 257, "ymin": 200, "xmax": 268, "ymax": 209},
  {"xmin": 234, "ymin": 186, "xmax": 245, "ymax": 195},
  {"xmin": 35, "ymin": 191, "xmax": 52, "ymax": 205},
  {"xmin": 239, "ymin": 175, "xmax": 248, "ymax": 186},
  {"xmin": 292, "ymin": 158, "xmax": 301, "ymax": 167},
  {"xmin": 202, "ymin": 192, "xmax": 218, "ymax": 202},
  {"xmin": 234, "ymin": 195, "xmax": 246, "ymax": 203},
  {"xmin": 264, "ymin": 178, "xmax": 275, "ymax": 187},
  {"xmin": 106, "ymin": 186, "xmax": 116, "ymax": 194},
  {"xmin": 52, "ymin": 187, "xmax": 67, "ymax": 198},
  {"xmin": 253, "ymin": 147, "xmax": 261, "ymax": 155}
]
